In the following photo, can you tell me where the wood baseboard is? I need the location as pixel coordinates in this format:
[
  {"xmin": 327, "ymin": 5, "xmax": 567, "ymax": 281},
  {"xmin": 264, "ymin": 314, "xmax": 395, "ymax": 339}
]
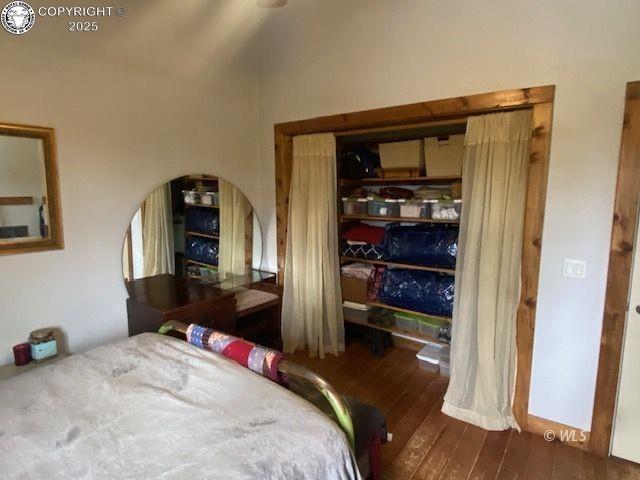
[{"xmin": 527, "ymin": 414, "xmax": 590, "ymax": 451}]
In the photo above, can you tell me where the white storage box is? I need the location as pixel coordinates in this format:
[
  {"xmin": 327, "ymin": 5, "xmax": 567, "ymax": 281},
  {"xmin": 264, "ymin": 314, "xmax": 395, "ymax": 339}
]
[
  {"xmin": 431, "ymin": 199, "xmax": 462, "ymax": 220},
  {"xmin": 416, "ymin": 342, "xmax": 444, "ymax": 372},
  {"xmin": 424, "ymin": 134, "xmax": 464, "ymax": 177},
  {"xmin": 379, "ymin": 140, "xmax": 424, "ymax": 170},
  {"xmin": 342, "ymin": 301, "xmax": 371, "ymax": 323}
]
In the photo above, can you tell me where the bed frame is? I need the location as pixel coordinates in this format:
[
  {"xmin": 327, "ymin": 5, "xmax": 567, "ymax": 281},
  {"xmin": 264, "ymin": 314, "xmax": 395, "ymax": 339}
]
[{"xmin": 158, "ymin": 320, "xmax": 355, "ymax": 450}]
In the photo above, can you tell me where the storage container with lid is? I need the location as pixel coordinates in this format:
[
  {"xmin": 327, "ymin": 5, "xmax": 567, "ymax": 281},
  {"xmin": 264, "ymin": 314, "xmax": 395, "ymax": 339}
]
[
  {"xmin": 424, "ymin": 134, "xmax": 464, "ymax": 177},
  {"xmin": 393, "ymin": 311, "xmax": 421, "ymax": 332},
  {"xmin": 342, "ymin": 197, "xmax": 368, "ymax": 215},
  {"xmin": 29, "ymin": 328, "xmax": 58, "ymax": 363},
  {"xmin": 379, "ymin": 140, "xmax": 425, "ymax": 170},
  {"xmin": 416, "ymin": 342, "xmax": 444, "ymax": 372},
  {"xmin": 417, "ymin": 316, "xmax": 448, "ymax": 339},
  {"xmin": 431, "ymin": 199, "xmax": 462, "ymax": 220},
  {"xmin": 367, "ymin": 197, "xmax": 400, "ymax": 217},
  {"xmin": 343, "ymin": 301, "xmax": 371, "ymax": 324},
  {"xmin": 398, "ymin": 199, "xmax": 430, "ymax": 218},
  {"xmin": 199, "ymin": 191, "xmax": 220, "ymax": 206},
  {"xmin": 183, "ymin": 190, "xmax": 197, "ymax": 205}
]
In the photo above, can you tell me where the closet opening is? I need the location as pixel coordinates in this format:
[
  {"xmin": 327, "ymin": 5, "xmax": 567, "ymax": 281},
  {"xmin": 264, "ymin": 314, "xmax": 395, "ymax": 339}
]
[{"xmin": 274, "ymin": 85, "xmax": 554, "ymax": 434}]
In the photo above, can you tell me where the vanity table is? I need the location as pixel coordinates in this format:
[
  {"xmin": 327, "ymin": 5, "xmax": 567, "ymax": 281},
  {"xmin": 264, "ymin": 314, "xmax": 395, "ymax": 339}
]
[{"xmin": 126, "ymin": 271, "xmax": 281, "ymax": 347}]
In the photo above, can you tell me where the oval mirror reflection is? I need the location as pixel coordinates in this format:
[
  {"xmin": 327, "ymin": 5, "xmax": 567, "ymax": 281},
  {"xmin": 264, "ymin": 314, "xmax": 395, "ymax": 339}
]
[{"xmin": 122, "ymin": 174, "xmax": 265, "ymax": 289}]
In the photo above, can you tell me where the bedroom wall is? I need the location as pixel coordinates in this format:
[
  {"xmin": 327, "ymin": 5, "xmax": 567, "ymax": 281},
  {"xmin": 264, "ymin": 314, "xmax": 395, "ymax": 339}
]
[
  {"xmin": 255, "ymin": 0, "xmax": 640, "ymax": 430},
  {"xmin": 0, "ymin": 0, "xmax": 262, "ymax": 364}
]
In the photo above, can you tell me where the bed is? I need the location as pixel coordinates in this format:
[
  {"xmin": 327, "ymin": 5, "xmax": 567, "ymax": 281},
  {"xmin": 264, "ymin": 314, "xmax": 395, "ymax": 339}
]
[{"xmin": 0, "ymin": 330, "xmax": 362, "ymax": 479}]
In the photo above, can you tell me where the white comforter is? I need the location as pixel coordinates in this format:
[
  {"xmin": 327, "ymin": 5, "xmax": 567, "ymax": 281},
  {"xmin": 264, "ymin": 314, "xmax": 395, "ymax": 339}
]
[{"xmin": 0, "ymin": 333, "xmax": 360, "ymax": 480}]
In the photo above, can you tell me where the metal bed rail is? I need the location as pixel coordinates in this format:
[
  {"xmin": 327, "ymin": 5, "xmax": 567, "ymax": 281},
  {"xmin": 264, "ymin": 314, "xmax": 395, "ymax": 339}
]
[{"xmin": 158, "ymin": 320, "xmax": 355, "ymax": 450}]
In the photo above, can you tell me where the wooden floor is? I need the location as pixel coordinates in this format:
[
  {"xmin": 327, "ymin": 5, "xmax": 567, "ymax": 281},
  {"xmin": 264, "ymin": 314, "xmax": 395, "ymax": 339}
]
[{"xmin": 289, "ymin": 340, "xmax": 640, "ymax": 480}]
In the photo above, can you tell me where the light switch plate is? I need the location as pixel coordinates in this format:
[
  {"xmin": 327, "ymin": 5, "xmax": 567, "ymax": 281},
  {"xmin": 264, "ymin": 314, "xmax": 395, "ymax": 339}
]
[{"xmin": 563, "ymin": 259, "xmax": 587, "ymax": 279}]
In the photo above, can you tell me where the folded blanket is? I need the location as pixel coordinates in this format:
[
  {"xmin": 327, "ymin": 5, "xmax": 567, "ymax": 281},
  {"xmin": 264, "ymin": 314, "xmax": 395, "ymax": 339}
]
[
  {"xmin": 342, "ymin": 224, "xmax": 386, "ymax": 245},
  {"xmin": 186, "ymin": 324, "xmax": 284, "ymax": 383}
]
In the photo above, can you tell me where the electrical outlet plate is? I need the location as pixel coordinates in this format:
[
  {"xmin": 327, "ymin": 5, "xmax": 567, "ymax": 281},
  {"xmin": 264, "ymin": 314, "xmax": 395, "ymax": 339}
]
[{"xmin": 563, "ymin": 259, "xmax": 587, "ymax": 279}]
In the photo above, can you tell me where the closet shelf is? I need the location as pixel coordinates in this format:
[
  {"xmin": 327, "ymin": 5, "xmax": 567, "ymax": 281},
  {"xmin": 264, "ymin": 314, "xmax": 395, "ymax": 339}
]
[
  {"xmin": 186, "ymin": 259, "xmax": 218, "ymax": 269},
  {"xmin": 339, "ymin": 256, "xmax": 455, "ymax": 275},
  {"xmin": 185, "ymin": 204, "xmax": 219, "ymax": 209},
  {"xmin": 340, "ymin": 214, "xmax": 459, "ymax": 224},
  {"xmin": 344, "ymin": 316, "xmax": 449, "ymax": 346},
  {"xmin": 340, "ymin": 175, "xmax": 461, "ymax": 187},
  {"xmin": 368, "ymin": 301, "xmax": 452, "ymax": 322},
  {"xmin": 186, "ymin": 231, "xmax": 219, "ymax": 240}
]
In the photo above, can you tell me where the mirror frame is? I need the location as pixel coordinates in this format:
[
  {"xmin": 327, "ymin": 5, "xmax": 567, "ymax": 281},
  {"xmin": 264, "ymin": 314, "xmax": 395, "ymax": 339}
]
[{"xmin": 0, "ymin": 122, "xmax": 64, "ymax": 255}]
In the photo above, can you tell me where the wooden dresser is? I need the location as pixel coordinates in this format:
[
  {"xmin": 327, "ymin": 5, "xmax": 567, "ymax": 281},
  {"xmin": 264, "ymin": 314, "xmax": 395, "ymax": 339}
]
[{"xmin": 125, "ymin": 272, "xmax": 281, "ymax": 347}]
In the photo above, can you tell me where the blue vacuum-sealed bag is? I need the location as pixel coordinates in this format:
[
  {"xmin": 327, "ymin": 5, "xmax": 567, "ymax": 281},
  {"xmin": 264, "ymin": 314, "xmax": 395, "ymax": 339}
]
[
  {"xmin": 186, "ymin": 208, "xmax": 219, "ymax": 236},
  {"xmin": 384, "ymin": 224, "xmax": 458, "ymax": 268},
  {"xmin": 379, "ymin": 268, "xmax": 454, "ymax": 317},
  {"xmin": 186, "ymin": 236, "xmax": 219, "ymax": 265}
]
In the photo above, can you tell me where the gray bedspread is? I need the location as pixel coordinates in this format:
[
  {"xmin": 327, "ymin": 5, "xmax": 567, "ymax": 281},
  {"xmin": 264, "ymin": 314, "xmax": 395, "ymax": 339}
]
[{"xmin": 0, "ymin": 333, "xmax": 360, "ymax": 480}]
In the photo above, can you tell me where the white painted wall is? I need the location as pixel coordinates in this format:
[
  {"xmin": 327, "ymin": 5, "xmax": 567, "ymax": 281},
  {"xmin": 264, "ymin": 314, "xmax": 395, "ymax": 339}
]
[
  {"xmin": 0, "ymin": 0, "xmax": 262, "ymax": 364},
  {"xmin": 255, "ymin": 0, "xmax": 640, "ymax": 430}
]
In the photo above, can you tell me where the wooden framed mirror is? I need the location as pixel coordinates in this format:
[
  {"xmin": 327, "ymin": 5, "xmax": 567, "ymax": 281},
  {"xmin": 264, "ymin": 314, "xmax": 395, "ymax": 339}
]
[{"xmin": 0, "ymin": 122, "xmax": 64, "ymax": 255}]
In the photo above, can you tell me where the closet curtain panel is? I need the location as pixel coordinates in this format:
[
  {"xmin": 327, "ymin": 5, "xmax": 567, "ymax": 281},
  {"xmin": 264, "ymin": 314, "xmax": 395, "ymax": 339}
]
[
  {"xmin": 281, "ymin": 133, "xmax": 345, "ymax": 358},
  {"xmin": 142, "ymin": 183, "xmax": 174, "ymax": 277},
  {"xmin": 442, "ymin": 110, "xmax": 532, "ymax": 431},
  {"xmin": 218, "ymin": 179, "xmax": 250, "ymax": 277}
]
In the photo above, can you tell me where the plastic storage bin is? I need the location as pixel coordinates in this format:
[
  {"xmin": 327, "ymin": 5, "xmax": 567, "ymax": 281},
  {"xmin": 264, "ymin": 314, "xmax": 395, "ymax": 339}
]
[
  {"xmin": 342, "ymin": 301, "xmax": 371, "ymax": 323},
  {"xmin": 342, "ymin": 197, "xmax": 368, "ymax": 215},
  {"xmin": 199, "ymin": 192, "xmax": 219, "ymax": 206},
  {"xmin": 398, "ymin": 199, "xmax": 430, "ymax": 218},
  {"xmin": 183, "ymin": 190, "xmax": 197, "ymax": 205},
  {"xmin": 379, "ymin": 140, "xmax": 425, "ymax": 170},
  {"xmin": 424, "ymin": 134, "xmax": 464, "ymax": 177},
  {"xmin": 393, "ymin": 312, "xmax": 420, "ymax": 332},
  {"xmin": 418, "ymin": 316, "xmax": 448, "ymax": 338},
  {"xmin": 367, "ymin": 197, "xmax": 400, "ymax": 217},
  {"xmin": 416, "ymin": 342, "xmax": 444, "ymax": 372},
  {"xmin": 431, "ymin": 200, "xmax": 462, "ymax": 221}
]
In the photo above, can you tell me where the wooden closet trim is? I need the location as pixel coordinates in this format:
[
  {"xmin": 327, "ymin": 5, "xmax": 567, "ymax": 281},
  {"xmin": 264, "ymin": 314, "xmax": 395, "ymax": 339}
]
[
  {"xmin": 274, "ymin": 85, "xmax": 555, "ymax": 433},
  {"xmin": 589, "ymin": 81, "xmax": 640, "ymax": 457}
]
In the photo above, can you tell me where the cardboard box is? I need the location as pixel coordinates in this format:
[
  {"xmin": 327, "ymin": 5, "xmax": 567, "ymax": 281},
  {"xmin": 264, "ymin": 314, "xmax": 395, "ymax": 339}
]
[{"xmin": 341, "ymin": 275, "xmax": 370, "ymax": 304}]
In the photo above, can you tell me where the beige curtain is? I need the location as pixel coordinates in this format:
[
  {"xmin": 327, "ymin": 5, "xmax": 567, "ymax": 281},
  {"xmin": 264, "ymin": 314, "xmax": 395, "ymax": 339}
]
[
  {"xmin": 218, "ymin": 179, "xmax": 251, "ymax": 277},
  {"xmin": 142, "ymin": 183, "xmax": 174, "ymax": 277},
  {"xmin": 281, "ymin": 133, "xmax": 344, "ymax": 358},
  {"xmin": 442, "ymin": 110, "xmax": 532, "ymax": 431}
]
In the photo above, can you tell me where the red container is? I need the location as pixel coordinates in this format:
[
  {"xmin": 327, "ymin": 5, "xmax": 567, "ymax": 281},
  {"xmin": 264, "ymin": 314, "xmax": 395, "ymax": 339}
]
[{"xmin": 13, "ymin": 343, "xmax": 31, "ymax": 366}]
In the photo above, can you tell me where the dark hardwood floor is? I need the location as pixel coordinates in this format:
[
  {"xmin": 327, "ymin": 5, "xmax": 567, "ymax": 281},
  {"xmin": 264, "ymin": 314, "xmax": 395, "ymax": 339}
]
[{"xmin": 289, "ymin": 340, "xmax": 640, "ymax": 480}]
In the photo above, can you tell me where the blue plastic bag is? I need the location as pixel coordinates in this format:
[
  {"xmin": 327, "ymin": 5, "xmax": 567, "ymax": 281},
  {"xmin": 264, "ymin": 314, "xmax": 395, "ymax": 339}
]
[
  {"xmin": 379, "ymin": 268, "xmax": 454, "ymax": 317},
  {"xmin": 384, "ymin": 224, "xmax": 457, "ymax": 268},
  {"xmin": 186, "ymin": 236, "xmax": 219, "ymax": 265},
  {"xmin": 186, "ymin": 208, "xmax": 219, "ymax": 235}
]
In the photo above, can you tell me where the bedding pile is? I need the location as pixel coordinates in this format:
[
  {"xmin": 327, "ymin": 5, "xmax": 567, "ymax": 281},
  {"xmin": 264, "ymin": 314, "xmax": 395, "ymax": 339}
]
[{"xmin": 0, "ymin": 333, "xmax": 360, "ymax": 480}]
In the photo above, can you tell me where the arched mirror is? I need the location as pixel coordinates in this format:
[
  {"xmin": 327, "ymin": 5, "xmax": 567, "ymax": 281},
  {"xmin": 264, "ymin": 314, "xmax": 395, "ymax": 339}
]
[{"xmin": 122, "ymin": 174, "xmax": 270, "ymax": 290}]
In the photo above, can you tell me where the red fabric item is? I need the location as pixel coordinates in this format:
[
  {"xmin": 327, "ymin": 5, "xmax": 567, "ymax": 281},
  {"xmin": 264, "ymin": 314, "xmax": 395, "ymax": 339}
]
[
  {"xmin": 222, "ymin": 340, "xmax": 254, "ymax": 367},
  {"xmin": 342, "ymin": 224, "xmax": 386, "ymax": 245}
]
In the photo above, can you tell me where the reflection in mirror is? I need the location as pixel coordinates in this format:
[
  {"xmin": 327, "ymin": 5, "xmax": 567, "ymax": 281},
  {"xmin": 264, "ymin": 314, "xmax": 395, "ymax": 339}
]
[
  {"xmin": 123, "ymin": 174, "xmax": 266, "ymax": 289},
  {"xmin": 0, "ymin": 135, "xmax": 49, "ymax": 242}
]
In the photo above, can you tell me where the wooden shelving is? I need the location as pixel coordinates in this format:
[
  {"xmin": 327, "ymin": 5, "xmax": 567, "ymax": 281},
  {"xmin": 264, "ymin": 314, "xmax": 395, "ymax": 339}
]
[
  {"xmin": 368, "ymin": 301, "xmax": 452, "ymax": 321},
  {"xmin": 340, "ymin": 214, "xmax": 459, "ymax": 224},
  {"xmin": 186, "ymin": 259, "xmax": 218, "ymax": 269},
  {"xmin": 340, "ymin": 175, "xmax": 461, "ymax": 187},
  {"xmin": 185, "ymin": 203, "xmax": 219, "ymax": 209},
  {"xmin": 339, "ymin": 256, "xmax": 455, "ymax": 275},
  {"xmin": 344, "ymin": 316, "xmax": 448, "ymax": 346},
  {"xmin": 186, "ymin": 231, "xmax": 219, "ymax": 240}
]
